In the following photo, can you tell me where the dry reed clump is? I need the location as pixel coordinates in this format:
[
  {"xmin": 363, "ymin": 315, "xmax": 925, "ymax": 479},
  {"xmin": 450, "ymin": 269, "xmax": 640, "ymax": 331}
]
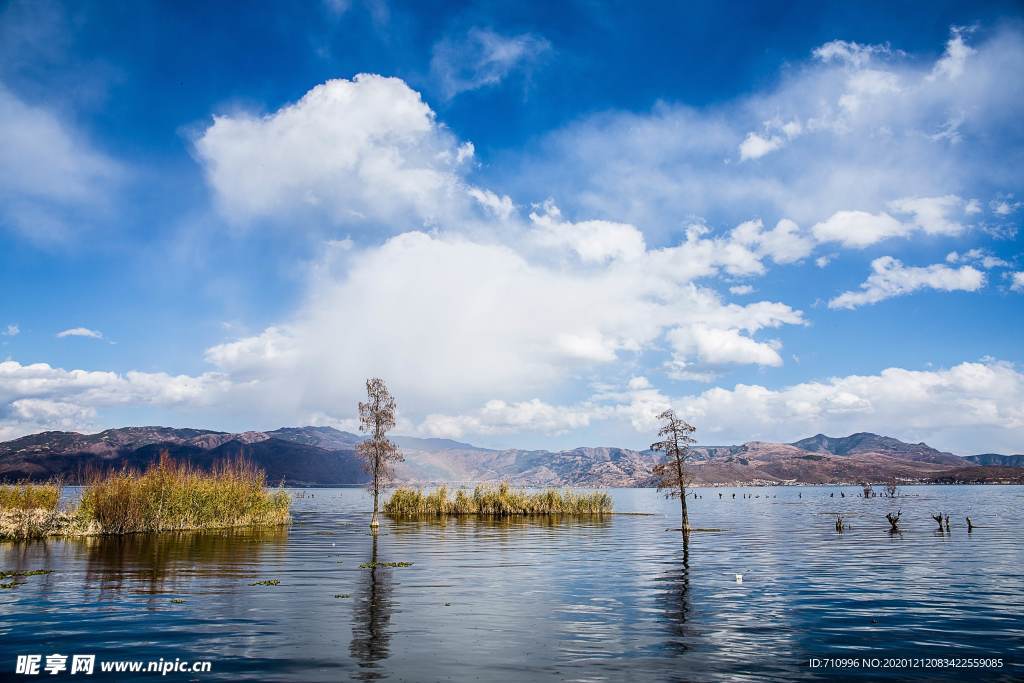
[
  {"xmin": 0, "ymin": 482, "xmax": 88, "ymax": 541},
  {"xmin": 0, "ymin": 508, "xmax": 100, "ymax": 541},
  {"xmin": 77, "ymin": 454, "xmax": 291, "ymax": 534},
  {"xmin": 384, "ymin": 482, "xmax": 613, "ymax": 517},
  {"xmin": 0, "ymin": 483, "xmax": 61, "ymax": 511}
]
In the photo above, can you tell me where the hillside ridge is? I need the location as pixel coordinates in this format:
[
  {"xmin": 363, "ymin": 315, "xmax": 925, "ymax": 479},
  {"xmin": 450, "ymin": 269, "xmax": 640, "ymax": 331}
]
[{"xmin": 1, "ymin": 426, "xmax": 1020, "ymax": 486}]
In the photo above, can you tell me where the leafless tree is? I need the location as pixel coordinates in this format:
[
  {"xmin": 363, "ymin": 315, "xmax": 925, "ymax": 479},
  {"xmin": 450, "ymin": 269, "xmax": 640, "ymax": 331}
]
[
  {"xmin": 651, "ymin": 409, "xmax": 697, "ymax": 534},
  {"xmin": 932, "ymin": 513, "xmax": 945, "ymax": 531},
  {"xmin": 357, "ymin": 378, "xmax": 404, "ymax": 530},
  {"xmin": 862, "ymin": 482, "xmax": 874, "ymax": 498},
  {"xmin": 885, "ymin": 477, "xmax": 899, "ymax": 498}
]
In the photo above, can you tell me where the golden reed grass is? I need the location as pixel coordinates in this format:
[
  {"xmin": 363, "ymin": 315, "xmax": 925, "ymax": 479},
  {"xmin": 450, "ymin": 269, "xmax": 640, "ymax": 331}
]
[
  {"xmin": 384, "ymin": 482, "xmax": 613, "ymax": 516},
  {"xmin": 0, "ymin": 482, "xmax": 61, "ymax": 511},
  {"xmin": 0, "ymin": 453, "xmax": 290, "ymax": 540},
  {"xmin": 79, "ymin": 454, "xmax": 290, "ymax": 533}
]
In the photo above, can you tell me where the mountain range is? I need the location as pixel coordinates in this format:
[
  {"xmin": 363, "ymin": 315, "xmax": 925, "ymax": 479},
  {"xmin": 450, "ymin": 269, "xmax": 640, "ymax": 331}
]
[{"xmin": 0, "ymin": 426, "xmax": 1021, "ymax": 486}]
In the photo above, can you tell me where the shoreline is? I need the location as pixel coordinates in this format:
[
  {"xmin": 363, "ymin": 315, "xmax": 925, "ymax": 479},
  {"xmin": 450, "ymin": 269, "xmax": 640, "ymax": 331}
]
[{"xmin": 262, "ymin": 479, "xmax": 1024, "ymax": 489}]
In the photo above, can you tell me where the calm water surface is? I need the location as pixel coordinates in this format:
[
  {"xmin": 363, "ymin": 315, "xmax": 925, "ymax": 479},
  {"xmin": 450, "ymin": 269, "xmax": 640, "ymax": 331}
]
[{"xmin": 1, "ymin": 485, "xmax": 1022, "ymax": 681}]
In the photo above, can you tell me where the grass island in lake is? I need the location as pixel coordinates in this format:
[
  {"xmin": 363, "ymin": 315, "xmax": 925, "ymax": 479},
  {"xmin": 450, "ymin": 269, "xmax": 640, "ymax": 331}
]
[{"xmin": 0, "ymin": 455, "xmax": 290, "ymax": 541}]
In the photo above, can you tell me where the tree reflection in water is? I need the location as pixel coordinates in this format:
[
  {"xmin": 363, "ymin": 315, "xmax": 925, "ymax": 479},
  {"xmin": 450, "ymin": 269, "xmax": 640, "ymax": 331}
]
[
  {"xmin": 350, "ymin": 533, "xmax": 395, "ymax": 681},
  {"xmin": 660, "ymin": 540, "xmax": 692, "ymax": 652}
]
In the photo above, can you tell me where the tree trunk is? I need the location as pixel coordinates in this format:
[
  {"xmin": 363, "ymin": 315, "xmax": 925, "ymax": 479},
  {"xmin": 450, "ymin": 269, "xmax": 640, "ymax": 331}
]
[
  {"xmin": 370, "ymin": 488, "xmax": 380, "ymax": 529},
  {"xmin": 675, "ymin": 452, "xmax": 690, "ymax": 534},
  {"xmin": 680, "ymin": 493, "xmax": 690, "ymax": 533},
  {"xmin": 370, "ymin": 444, "xmax": 381, "ymax": 530}
]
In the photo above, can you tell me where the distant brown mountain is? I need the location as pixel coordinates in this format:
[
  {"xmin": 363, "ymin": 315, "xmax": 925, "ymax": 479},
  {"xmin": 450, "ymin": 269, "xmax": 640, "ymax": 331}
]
[
  {"xmin": 963, "ymin": 453, "xmax": 1024, "ymax": 467},
  {"xmin": 0, "ymin": 427, "xmax": 367, "ymax": 486},
  {"xmin": 788, "ymin": 432, "xmax": 967, "ymax": 465},
  {"xmin": 0, "ymin": 426, "xmax": 1021, "ymax": 486}
]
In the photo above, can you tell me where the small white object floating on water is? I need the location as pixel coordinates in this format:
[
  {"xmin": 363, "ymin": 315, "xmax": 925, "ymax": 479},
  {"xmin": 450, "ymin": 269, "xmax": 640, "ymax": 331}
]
[{"xmin": 735, "ymin": 574, "xmax": 743, "ymax": 584}]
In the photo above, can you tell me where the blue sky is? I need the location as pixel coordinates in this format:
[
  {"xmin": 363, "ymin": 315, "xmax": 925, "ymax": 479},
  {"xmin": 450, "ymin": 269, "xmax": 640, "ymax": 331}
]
[{"xmin": 1, "ymin": 0, "xmax": 1022, "ymax": 454}]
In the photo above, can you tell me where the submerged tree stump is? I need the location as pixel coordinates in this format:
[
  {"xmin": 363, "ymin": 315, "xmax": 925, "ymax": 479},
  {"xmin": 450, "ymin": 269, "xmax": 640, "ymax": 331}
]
[
  {"xmin": 932, "ymin": 513, "xmax": 945, "ymax": 531},
  {"xmin": 886, "ymin": 510, "xmax": 902, "ymax": 533},
  {"xmin": 966, "ymin": 516, "xmax": 975, "ymax": 532},
  {"xmin": 835, "ymin": 515, "xmax": 845, "ymax": 532}
]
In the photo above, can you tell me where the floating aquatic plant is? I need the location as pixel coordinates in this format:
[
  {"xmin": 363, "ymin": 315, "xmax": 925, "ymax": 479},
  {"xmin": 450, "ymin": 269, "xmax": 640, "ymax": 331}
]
[{"xmin": 0, "ymin": 570, "xmax": 53, "ymax": 579}]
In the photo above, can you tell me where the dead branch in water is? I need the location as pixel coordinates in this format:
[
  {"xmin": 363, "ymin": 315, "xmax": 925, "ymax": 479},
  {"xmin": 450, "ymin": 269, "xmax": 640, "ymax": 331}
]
[
  {"xmin": 966, "ymin": 516, "xmax": 976, "ymax": 531},
  {"xmin": 886, "ymin": 510, "xmax": 901, "ymax": 533},
  {"xmin": 932, "ymin": 513, "xmax": 945, "ymax": 531},
  {"xmin": 835, "ymin": 515, "xmax": 845, "ymax": 532}
]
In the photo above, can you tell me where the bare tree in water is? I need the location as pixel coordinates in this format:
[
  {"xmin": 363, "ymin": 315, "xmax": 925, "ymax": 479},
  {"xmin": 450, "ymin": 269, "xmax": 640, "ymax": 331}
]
[
  {"xmin": 885, "ymin": 477, "xmax": 899, "ymax": 498},
  {"xmin": 651, "ymin": 409, "xmax": 697, "ymax": 534},
  {"xmin": 357, "ymin": 378, "xmax": 403, "ymax": 530}
]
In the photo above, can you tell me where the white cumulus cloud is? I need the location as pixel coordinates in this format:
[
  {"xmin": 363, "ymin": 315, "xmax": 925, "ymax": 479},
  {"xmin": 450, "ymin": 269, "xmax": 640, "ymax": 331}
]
[
  {"xmin": 928, "ymin": 27, "xmax": 976, "ymax": 81},
  {"xmin": 672, "ymin": 360, "xmax": 1024, "ymax": 454},
  {"xmin": 1009, "ymin": 272, "xmax": 1024, "ymax": 292},
  {"xmin": 508, "ymin": 26, "xmax": 1024, "ymax": 250},
  {"xmin": 812, "ymin": 210, "xmax": 908, "ymax": 248},
  {"xmin": 829, "ymin": 256, "xmax": 985, "ymax": 309},
  {"xmin": 528, "ymin": 201, "xmax": 646, "ymax": 263},
  {"xmin": 738, "ymin": 132, "xmax": 784, "ymax": 160},
  {"xmin": 0, "ymin": 360, "xmax": 232, "ymax": 440},
  {"xmin": 202, "ymin": 226, "xmax": 805, "ymax": 423},
  {"xmin": 667, "ymin": 325, "xmax": 783, "ymax": 367},
  {"xmin": 887, "ymin": 195, "xmax": 968, "ymax": 236},
  {"xmin": 411, "ymin": 360, "xmax": 1024, "ymax": 455},
  {"xmin": 731, "ymin": 218, "xmax": 814, "ymax": 264},
  {"xmin": 193, "ymin": 74, "xmax": 477, "ymax": 230}
]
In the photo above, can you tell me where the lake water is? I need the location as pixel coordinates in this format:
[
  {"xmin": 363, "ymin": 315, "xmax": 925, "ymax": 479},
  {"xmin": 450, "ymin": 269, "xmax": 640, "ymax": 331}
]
[{"xmin": 2, "ymin": 485, "xmax": 1022, "ymax": 681}]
